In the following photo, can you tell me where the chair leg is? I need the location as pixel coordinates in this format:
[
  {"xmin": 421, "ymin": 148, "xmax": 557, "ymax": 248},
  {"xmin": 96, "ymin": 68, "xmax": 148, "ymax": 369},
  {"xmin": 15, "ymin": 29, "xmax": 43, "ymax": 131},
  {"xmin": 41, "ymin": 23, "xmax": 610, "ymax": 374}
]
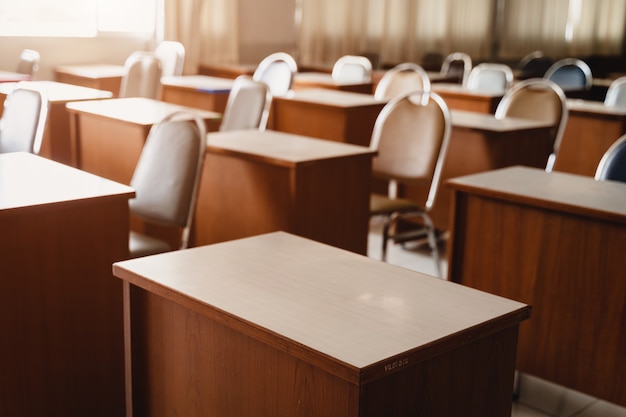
[
  {"xmin": 422, "ymin": 213, "xmax": 443, "ymax": 279},
  {"xmin": 381, "ymin": 215, "xmax": 392, "ymax": 262}
]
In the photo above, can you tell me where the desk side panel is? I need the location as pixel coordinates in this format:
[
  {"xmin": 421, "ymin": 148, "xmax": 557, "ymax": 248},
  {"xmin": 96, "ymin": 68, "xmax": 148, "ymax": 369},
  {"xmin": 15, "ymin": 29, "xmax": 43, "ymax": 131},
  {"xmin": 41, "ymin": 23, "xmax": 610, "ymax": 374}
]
[{"xmin": 448, "ymin": 191, "xmax": 626, "ymax": 406}]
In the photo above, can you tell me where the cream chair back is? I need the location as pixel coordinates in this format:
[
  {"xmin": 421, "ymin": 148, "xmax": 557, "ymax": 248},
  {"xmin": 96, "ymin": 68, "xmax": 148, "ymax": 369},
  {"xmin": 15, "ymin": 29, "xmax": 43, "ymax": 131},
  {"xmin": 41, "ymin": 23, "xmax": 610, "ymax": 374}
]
[
  {"xmin": 0, "ymin": 87, "xmax": 48, "ymax": 154},
  {"xmin": 253, "ymin": 52, "xmax": 297, "ymax": 97},
  {"xmin": 374, "ymin": 63, "xmax": 431, "ymax": 101},
  {"xmin": 119, "ymin": 52, "xmax": 162, "ymax": 99}
]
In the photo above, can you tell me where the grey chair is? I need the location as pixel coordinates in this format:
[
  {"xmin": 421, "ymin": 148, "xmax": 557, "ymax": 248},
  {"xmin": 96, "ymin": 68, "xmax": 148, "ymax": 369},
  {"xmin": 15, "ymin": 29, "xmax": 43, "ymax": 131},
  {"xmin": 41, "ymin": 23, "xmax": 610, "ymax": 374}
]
[
  {"xmin": 544, "ymin": 58, "xmax": 593, "ymax": 93},
  {"xmin": 495, "ymin": 78, "xmax": 568, "ymax": 173},
  {"xmin": 594, "ymin": 134, "xmax": 626, "ymax": 183},
  {"xmin": 119, "ymin": 51, "xmax": 163, "ymax": 99},
  {"xmin": 253, "ymin": 52, "xmax": 298, "ymax": 97},
  {"xmin": 16, "ymin": 49, "xmax": 40, "ymax": 80},
  {"xmin": 603, "ymin": 76, "xmax": 626, "ymax": 108},
  {"xmin": 516, "ymin": 51, "xmax": 554, "ymax": 79},
  {"xmin": 0, "ymin": 87, "xmax": 48, "ymax": 154},
  {"xmin": 374, "ymin": 62, "xmax": 431, "ymax": 101},
  {"xmin": 331, "ymin": 55, "xmax": 373, "ymax": 83},
  {"xmin": 466, "ymin": 63, "xmax": 514, "ymax": 93},
  {"xmin": 155, "ymin": 40, "xmax": 185, "ymax": 77},
  {"xmin": 369, "ymin": 90, "xmax": 452, "ymax": 278},
  {"xmin": 440, "ymin": 52, "xmax": 472, "ymax": 86},
  {"xmin": 219, "ymin": 75, "xmax": 271, "ymax": 131},
  {"xmin": 128, "ymin": 111, "xmax": 206, "ymax": 258}
]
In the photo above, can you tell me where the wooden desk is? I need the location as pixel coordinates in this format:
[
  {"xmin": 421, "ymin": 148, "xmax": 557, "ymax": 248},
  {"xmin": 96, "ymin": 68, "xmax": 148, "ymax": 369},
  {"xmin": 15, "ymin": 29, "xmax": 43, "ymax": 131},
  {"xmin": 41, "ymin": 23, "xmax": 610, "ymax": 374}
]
[
  {"xmin": 160, "ymin": 75, "xmax": 233, "ymax": 113},
  {"xmin": 433, "ymin": 83, "xmax": 504, "ymax": 113},
  {"xmin": 0, "ymin": 152, "xmax": 134, "ymax": 417},
  {"xmin": 447, "ymin": 166, "xmax": 626, "ymax": 407},
  {"xmin": 54, "ymin": 64, "xmax": 126, "ymax": 97},
  {"xmin": 401, "ymin": 110, "xmax": 554, "ymax": 231},
  {"xmin": 113, "ymin": 231, "xmax": 530, "ymax": 417},
  {"xmin": 293, "ymin": 72, "xmax": 374, "ymax": 94},
  {"xmin": 272, "ymin": 88, "xmax": 387, "ymax": 146},
  {"xmin": 553, "ymin": 99, "xmax": 626, "ymax": 176},
  {"xmin": 66, "ymin": 97, "xmax": 222, "ymax": 185},
  {"xmin": 0, "ymin": 81, "xmax": 113, "ymax": 165},
  {"xmin": 193, "ymin": 129, "xmax": 376, "ymax": 255},
  {"xmin": 198, "ymin": 62, "xmax": 256, "ymax": 79}
]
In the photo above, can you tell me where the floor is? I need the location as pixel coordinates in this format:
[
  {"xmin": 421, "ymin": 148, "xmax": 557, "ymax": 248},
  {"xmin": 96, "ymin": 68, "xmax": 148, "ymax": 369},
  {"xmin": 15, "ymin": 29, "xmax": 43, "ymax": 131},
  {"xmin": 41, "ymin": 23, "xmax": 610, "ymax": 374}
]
[{"xmin": 367, "ymin": 217, "xmax": 626, "ymax": 417}]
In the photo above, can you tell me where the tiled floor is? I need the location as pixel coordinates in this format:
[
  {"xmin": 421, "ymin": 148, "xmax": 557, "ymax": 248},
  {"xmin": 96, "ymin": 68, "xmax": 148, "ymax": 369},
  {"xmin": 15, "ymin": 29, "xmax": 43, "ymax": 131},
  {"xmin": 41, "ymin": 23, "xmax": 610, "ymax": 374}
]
[{"xmin": 367, "ymin": 217, "xmax": 626, "ymax": 417}]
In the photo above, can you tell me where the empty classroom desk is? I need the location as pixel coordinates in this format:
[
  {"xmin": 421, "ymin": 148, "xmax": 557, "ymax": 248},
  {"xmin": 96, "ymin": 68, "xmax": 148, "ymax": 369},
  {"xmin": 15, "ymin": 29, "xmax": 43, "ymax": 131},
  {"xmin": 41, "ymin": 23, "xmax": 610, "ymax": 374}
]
[
  {"xmin": 0, "ymin": 80, "xmax": 113, "ymax": 165},
  {"xmin": 293, "ymin": 71, "xmax": 374, "ymax": 93},
  {"xmin": 447, "ymin": 166, "xmax": 626, "ymax": 407},
  {"xmin": 553, "ymin": 99, "xmax": 626, "ymax": 176},
  {"xmin": 272, "ymin": 88, "xmax": 387, "ymax": 146},
  {"xmin": 0, "ymin": 152, "xmax": 134, "ymax": 417},
  {"xmin": 433, "ymin": 83, "xmax": 504, "ymax": 113},
  {"xmin": 113, "ymin": 231, "xmax": 531, "ymax": 417},
  {"xmin": 198, "ymin": 62, "xmax": 256, "ymax": 79},
  {"xmin": 160, "ymin": 74, "xmax": 234, "ymax": 113},
  {"xmin": 66, "ymin": 97, "xmax": 221, "ymax": 184},
  {"xmin": 194, "ymin": 129, "xmax": 376, "ymax": 255},
  {"xmin": 54, "ymin": 64, "xmax": 126, "ymax": 97}
]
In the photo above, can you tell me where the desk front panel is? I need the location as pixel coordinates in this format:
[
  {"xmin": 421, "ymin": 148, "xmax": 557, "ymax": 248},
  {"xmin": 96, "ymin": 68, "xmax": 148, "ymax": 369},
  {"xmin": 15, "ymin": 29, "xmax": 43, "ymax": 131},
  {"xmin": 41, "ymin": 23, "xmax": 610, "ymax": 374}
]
[
  {"xmin": 54, "ymin": 66, "xmax": 124, "ymax": 97},
  {"xmin": 433, "ymin": 85, "xmax": 503, "ymax": 114},
  {"xmin": 160, "ymin": 83, "xmax": 230, "ymax": 113}
]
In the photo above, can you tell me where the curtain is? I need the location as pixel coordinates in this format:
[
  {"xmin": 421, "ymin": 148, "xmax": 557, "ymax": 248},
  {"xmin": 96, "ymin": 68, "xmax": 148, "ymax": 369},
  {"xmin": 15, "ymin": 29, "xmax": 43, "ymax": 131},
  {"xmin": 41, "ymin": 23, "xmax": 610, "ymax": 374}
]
[{"xmin": 162, "ymin": 0, "xmax": 239, "ymax": 73}]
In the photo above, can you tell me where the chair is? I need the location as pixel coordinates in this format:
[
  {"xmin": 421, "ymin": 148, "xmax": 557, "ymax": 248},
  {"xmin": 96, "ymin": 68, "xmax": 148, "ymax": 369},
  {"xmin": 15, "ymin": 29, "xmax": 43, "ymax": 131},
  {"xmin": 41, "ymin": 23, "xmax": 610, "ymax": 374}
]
[
  {"xmin": 0, "ymin": 87, "xmax": 48, "ymax": 154},
  {"xmin": 369, "ymin": 90, "xmax": 452, "ymax": 278},
  {"xmin": 440, "ymin": 52, "xmax": 472, "ymax": 86},
  {"xmin": 219, "ymin": 75, "xmax": 271, "ymax": 131},
  {"xmin": 16, "ymin": 49, "xmax": 40, "ymax": 80},
  {"xmin": 594, "ymin": 134, "xmax": 626, "ymax": 182},
  {"xmin": 603, "ymin": 76, "xmax": 626, "ymax": 108},
  {"xmin": 516, "ymin": 51, "xmax": 554, "ymax": 79},
  {"xmin": 119, "ymin": 51, "xmax": 163, "ymax": 99},
  {"xmin": 331, "ymin": 55, "xmax": 373, "ymax": 83},
  {"xmin": 128, "ymin": 111, "xmax": 206, "ymax": 258},
  {"xmin": 155, "ymin": 40, "xmax": 185, "ymax": 77},
  {"xmin": 374, "ymin": 63, "xmax": 431, "ymax": 101},
  {"xmin": 495, "ymin": 78, "xmax": 568, "ymax": 173},
  {"xmin": 252, "ymin": 52, "xmax": 298, "ymax": 97},
  {"xmin": 466, "ymin": 63, "xmax": 514, "ymax": 93},
  {"xmin": 544, "ymin": 58, "xmax": 593, "ymax": 93}
]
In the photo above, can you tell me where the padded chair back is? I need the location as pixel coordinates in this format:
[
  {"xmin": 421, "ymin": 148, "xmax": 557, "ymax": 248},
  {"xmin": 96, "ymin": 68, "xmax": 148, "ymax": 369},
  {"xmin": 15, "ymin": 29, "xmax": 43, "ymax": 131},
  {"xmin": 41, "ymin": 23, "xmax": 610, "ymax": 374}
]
[
  {"xmin": 440, "ymin": 52, "xmax": 472, "ymax": 86},
  {"xmin": 604, "ymin": 76, "xmax": 626, "ymax": 108},
  {"xmin": 119, "ymin": 51, "xmax": 163, "ymax": 99},
  {"xmin": 220, "ymin": 75, "xmax": 271, "ymax": 131},
  {"xmin": 374, "ymin": 63, "xmax": 431, "ymax": 101},
  {"xmin": 253, "ymin": 52, "xmax": 297, "ymax": 97},
  {"xmin": 595, "ymin": 134, "xmax": 626, "ymax": 182},
  {"xmin": 16, "ymin": 49, "xmax": 40, "ymax": 80},
  {"xmin": 331, "ymin": 55, "xmax": 373, "ymax": 83},
  {"xmin": 495, "ymin": 78, "xmax": 568, "ymax": 172},
  {"xmin": 370, "ymin": 90, "xmax": 452, "ymax": 210},
  {"xmin": 0, "ymin": 87, "xmax": 48, "ymax": 154},
  {"xmin": 516, "ymin": 51, "xmax": 554, "ymax": 79},
  {"xmin": 466, "ymin": 63, "xmax": 514, "ymax": 93},
  {"xmin": 544, "ymin": 58, "xmax": 593, "ymax": 92},
  {"xmin": 155, "ymin": 41, "xmax": 185, "ymax": 77},
  {"xmin": 130, "ymin": 112, "xmax": 206, "ymax": 249}
]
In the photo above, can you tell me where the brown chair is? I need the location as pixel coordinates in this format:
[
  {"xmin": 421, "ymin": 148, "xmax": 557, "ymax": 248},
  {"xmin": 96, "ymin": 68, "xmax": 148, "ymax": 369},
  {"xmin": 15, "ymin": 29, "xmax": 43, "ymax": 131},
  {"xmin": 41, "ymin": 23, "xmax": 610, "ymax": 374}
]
[
  {"xmin": 374, "ymin": 62, "xmax": 431, "ymax": 100},
  {"xmin": 119, "ymin": 51, "xmax": 163, "ymax": 99},
  {"xmin": 128, "ymin": 111, "xmax": 206, "ymax": 258},
  {"xmin": 369, "ymin": 90, "xmax": 452, "ymax": 278},
  {"xmin": 495, "ymin": 78, "xmax": 568, "ymax": 172},
  {"xmin": 0, "ymin": 86, "xmax": 48, "ymax": 154}
]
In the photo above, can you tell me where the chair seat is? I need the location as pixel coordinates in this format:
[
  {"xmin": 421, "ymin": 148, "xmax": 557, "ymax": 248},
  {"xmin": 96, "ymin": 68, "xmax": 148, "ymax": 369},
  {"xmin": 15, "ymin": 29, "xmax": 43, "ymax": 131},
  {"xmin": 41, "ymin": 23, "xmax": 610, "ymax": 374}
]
[
  {"xmin": 129, "ymin": 231, "xmax": 172, "ymax": 258},
  {"xmin": 370, "ymin": 193, "xmax": 422, "ymax": 216}
]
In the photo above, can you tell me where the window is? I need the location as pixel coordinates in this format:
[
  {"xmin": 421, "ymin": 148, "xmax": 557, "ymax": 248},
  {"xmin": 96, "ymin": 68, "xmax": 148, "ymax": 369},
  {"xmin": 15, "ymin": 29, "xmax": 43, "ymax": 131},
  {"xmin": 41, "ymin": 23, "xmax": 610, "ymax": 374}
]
[{"xmin": 0, "ymin": 0, "xmax": 157, "ymax": 36}]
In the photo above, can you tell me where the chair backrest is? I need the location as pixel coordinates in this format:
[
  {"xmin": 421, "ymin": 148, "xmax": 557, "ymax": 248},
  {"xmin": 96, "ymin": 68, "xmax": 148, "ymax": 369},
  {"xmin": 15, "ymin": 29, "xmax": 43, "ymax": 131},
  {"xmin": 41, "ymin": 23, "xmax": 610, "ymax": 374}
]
[
  {"xmin": 374, "ymin": 62, "xmax": 431, "ymax": 101},
  {"xmin": 129, "ymin": 111, "xmax": 206, "ymax": 249},
  {"xmin": 119, "ymin": 51, "xmax": 163, "ymax": 99},
  {"xmin": 516, "ymin": 51, "xmax": 554, "ymax": 79},
  {"xmin": 604, "ymin": 76, "xmax": 626, "ymax": 108},
  {"xmin": 595, "ymin": 134, "xmax": 626, "ymax": 182},
  {"xmin": 331, "ymin": 55, "xmax": 373, "ymax": 83},
  {"xmin": 544, "ymin": 58, "xmax": 593, "ymax": 92},
  {"xmin": 155, "ymin": 40, "xmax": 185, "ymax": 77},
  {"xmin": 369, "ymin": 90, "xmax": 452, "ymax": 210},
  {"xmin": 495, "ymin": 78, "xmax": 568, "ymax": 172},
  {"xmin": 16, "ymin": 49, "xmax": 40, "ymax": 80},
  {"xmin": 466, "ymin": 63, "xmax": 514, "ymax": 93},
  {"xmin": 440, "ymin": 52, "xmax": 472, "ymax": 86},
  {"xmin": 0, "ymin": 87, "xmax": 48, "ymax": 154},
  {"xmin": 220, "ymin": 75, "xmax": 271, "ymax": 132},
  {"xmin": 252, "ymin": 52, "xmax": 298, "ymax": 97}
]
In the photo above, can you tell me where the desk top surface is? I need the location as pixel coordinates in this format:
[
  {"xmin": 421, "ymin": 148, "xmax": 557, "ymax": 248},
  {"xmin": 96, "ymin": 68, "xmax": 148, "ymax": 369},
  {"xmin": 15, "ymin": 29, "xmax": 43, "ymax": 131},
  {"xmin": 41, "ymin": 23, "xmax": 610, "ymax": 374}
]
[
  {"xmin": 447, "ymin": 166, "xmax": 626, "ymax": 223},
  {"xmin": 206, "ymin": 129, "xmax": 375, "ymax": 165},
  {"xmin": 0, "ymin": 152, "xmax": 134, "ymax": 211},
  {"xmin": 278, "ymin": 88, "xmax": 386, "ymax": 107},
  {"xmin": 433, "ymin": 83, "xmax": 505, "ymax": 98},
  {"xmin": 0, "ymin": 80, "xmax": 113, "ymax": 102},
  {"xmin": 567, "ymin": 98, "xmax": 626, "ymax": 116},
  {"xmin": 161, "ymin": 75, "xmax": 234, "ymax": 92},
  {"xmin": 113, "ymin": 231, "xmax": 529, "ymax": 374},
  {"xmin": 294, "ymin": 72, "xmax": 373, "ymax": 87},
  {"xmin": 66, "ymin": 97, "xmax": 221, "ymax": 125},
  {"xmin": 450, "ymin": 109, "xmax": 553, "ymax": 131},
  {"xmin": 54, "ymin": 64, "xmax": 127, "ymax": 78}
]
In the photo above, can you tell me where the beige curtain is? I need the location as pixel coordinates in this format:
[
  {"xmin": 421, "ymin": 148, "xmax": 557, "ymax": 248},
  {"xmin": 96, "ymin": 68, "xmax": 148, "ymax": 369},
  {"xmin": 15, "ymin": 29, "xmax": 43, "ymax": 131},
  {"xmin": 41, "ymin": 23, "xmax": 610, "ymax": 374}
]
[{"xmin": 162, "ymin": 0, "xmax": 239, "ymax": 73}]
